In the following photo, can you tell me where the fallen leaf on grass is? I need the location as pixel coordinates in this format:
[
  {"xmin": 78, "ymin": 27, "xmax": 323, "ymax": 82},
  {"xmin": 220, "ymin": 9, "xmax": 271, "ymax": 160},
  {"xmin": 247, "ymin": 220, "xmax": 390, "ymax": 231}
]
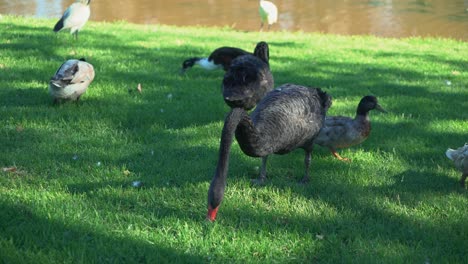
[
  {"xmin": 123, "ymin": 169, "xmax": 131, "ymax": 176},
  {"xmin": 2, "ymin": 167, "xmax": 17, "ymax": 173},
  {"xmin": 315, "ymin": 234, "xmax": 324, "ymax": 240},
  {"xmin": 451, "ymin": 70, "xmax": 460, "ymax": 76}
]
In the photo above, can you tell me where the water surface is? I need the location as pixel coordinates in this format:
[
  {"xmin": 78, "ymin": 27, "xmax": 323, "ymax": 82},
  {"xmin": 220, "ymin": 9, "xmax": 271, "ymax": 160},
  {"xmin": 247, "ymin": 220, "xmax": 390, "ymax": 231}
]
[{"xmin": 1, "ymin": 0, "xmax": 467, "ymax": 40}]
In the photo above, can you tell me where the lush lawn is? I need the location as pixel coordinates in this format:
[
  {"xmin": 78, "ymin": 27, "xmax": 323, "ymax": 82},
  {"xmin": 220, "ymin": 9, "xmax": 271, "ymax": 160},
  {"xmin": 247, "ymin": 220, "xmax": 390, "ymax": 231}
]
[{"xmin": 0, "ymin": 15, "xmax": 467, "ymax": 263}]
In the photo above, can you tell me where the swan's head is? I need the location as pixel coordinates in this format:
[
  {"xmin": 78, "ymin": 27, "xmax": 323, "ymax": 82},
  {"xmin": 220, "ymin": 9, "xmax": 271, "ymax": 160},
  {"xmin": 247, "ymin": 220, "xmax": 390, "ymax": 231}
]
[
  {"xmin": 222, "ymin": 55, "xmax": 272, "ymax": 110},
  {"xmin": 206, "ymin": 205, "xmax": 219, "ymax": 222},
  {"xmin": 222, "ymin": 68, "xmax": 258, "ymax": 110},
  {"xmin": 253, "ymin": 41, "xmax": 269, "ymax": 65}
]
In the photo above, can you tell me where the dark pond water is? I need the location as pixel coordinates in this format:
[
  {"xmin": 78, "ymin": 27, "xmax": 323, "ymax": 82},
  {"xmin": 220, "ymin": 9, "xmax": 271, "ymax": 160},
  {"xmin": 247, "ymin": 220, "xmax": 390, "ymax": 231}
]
[{"xmin": 1, "ymin": 0, "xmax": 467, "ymax": 40}]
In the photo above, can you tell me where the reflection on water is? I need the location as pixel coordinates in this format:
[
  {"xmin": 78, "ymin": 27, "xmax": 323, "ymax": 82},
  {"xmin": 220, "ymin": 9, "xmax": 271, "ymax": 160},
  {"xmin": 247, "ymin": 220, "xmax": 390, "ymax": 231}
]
[{"xmin": 0, "ymin": 0, "xmax": 467, "ymax": 40}]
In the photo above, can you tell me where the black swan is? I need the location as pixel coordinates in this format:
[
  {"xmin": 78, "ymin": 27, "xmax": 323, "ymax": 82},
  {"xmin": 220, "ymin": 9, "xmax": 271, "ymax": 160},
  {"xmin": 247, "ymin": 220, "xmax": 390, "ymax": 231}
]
[
  {"xmin": 222, "ymin": 41, "xmax": 273, "ymax": 110},
  {"xmin": 180, "ymin": 41, "xmax": 269, "ymax": 73},
  {"xmin": 314, "ymin": 96, "xmax": 386, "ymax": 161},
  {"xmin": 53, "ymin": 0, "xmax": 91, "ymax": 40},
  {"xmin": 207, "ymin": 84, "xmax": 332, "ymax": 221}
]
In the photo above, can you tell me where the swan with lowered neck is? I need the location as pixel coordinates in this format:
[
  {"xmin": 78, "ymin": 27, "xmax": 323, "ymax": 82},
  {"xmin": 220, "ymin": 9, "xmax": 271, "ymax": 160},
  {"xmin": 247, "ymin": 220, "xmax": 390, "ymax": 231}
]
[{"xmin": 207, "ymin": 84, "xmax": 331, "ymax": 221}]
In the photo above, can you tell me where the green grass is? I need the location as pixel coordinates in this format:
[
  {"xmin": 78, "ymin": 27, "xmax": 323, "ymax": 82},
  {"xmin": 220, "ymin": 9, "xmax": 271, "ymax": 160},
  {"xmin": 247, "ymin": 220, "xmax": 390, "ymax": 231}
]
[{"xmin": 0, "ymin": 15, "xmax": 467, "ymax": 263}]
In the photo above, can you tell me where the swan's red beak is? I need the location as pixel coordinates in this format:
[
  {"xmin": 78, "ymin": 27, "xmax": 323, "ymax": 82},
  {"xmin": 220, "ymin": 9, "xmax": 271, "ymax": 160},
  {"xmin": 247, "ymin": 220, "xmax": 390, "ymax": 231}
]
[{"xmin": 206, "ymin": 205, "xmax": 219, "ymax": 222}]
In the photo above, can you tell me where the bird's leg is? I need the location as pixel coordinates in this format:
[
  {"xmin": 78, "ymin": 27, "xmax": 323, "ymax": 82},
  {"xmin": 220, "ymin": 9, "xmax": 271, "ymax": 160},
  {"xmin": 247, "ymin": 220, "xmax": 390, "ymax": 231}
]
[
  {"xmin": 74, "ymin": 31, "xmax": 78, "ymax": 41},
  {"xmin": 460, "ymin": 173, "xmax": 467, "ymax": 188},
  {"xmin": 252, "ymin": 156, "xmax": 268, "ymax": 185},
  {"xmin": 75, "ymin": 96, "xmax": 82, "ymax": 106},
  {"xmin": 329, "ymin": 147, "xmax": 350, "ymax": 162},
  {"xmin": 260, "ymin": 22, "xmax": 264, "ymax": 31},
  {"xmin": 300, "ymin": 150, "xmax": 312, "ymax": 183}
]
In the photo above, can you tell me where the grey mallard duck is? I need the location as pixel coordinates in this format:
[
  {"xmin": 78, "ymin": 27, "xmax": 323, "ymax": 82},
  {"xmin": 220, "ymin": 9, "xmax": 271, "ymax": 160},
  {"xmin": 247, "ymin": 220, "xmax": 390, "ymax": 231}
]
[
  {"xmin": 315, "ymin": 95, "xmax": 386, "ymax": 161},
  {"xmin": 49, "ymin": 58, "xmax": 95, "ymax": 103},
  {"xmin": 446, "ymin": 144, "xmax": 468, "ymax": 187}
]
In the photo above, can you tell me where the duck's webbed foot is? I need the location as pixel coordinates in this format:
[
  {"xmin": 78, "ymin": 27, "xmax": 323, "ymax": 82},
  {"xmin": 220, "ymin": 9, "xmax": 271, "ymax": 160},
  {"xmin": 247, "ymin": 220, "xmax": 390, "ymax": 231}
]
[{"xmin": 330, "ymin": 148, "xmax": 351, "ymax": 162}]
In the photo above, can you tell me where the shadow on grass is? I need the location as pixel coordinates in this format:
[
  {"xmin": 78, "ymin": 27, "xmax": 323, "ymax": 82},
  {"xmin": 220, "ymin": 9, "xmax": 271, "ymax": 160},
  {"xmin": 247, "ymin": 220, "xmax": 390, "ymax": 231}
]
[{"xmin": 0, "ymin": 200, "xmax": 207, "ymax": 263}]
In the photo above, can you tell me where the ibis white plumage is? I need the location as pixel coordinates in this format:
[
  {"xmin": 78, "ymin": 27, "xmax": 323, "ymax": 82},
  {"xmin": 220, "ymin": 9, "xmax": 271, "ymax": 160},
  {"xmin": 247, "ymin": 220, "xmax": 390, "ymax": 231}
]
[
  {"xmin": 259, "ymin": 0, "xmax": 278, "ymax": 31},
  {"xmin": 53, "ymin": 0, "xmax": 91, "ymax": 39}
]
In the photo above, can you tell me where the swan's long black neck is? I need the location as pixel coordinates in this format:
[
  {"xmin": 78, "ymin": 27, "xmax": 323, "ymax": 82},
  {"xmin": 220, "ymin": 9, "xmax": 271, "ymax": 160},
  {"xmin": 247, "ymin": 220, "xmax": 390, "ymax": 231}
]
[
  {"xmin": 235, "ymin": 114, "xmax": 262, "ymax": 157},
  {"xmin": 207, "ymin": 107, "xmax": 246, "ymax": 221},
  {"xmin": 253, "ymin": 42, "xmax": 269, "ymax": 66}
]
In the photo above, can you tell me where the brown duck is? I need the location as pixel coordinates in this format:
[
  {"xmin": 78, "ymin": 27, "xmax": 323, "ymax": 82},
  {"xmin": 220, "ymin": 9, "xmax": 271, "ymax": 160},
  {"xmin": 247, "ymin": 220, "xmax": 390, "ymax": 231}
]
[{"xmin": 315, "ymin": 95, "xmax": 386, "ymax": 161}]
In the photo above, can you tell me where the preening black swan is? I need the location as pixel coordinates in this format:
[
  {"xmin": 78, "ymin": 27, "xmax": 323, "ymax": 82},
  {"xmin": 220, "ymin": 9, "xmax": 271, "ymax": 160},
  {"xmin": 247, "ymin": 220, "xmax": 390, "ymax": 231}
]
[
  {"xmin": 222, "ymin": 41, "xmax": 273, "ymax": 110},
  {"xmin": 314, "ymin": 96, "xmax": 386, "ymax": 161},
  {"xmin": 180, "ymin": 41, "xmax": 270, "ymax": 73},
  {"xmin": 207, "ymin": 84, "xmax": 332, "ymax": 221}
]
